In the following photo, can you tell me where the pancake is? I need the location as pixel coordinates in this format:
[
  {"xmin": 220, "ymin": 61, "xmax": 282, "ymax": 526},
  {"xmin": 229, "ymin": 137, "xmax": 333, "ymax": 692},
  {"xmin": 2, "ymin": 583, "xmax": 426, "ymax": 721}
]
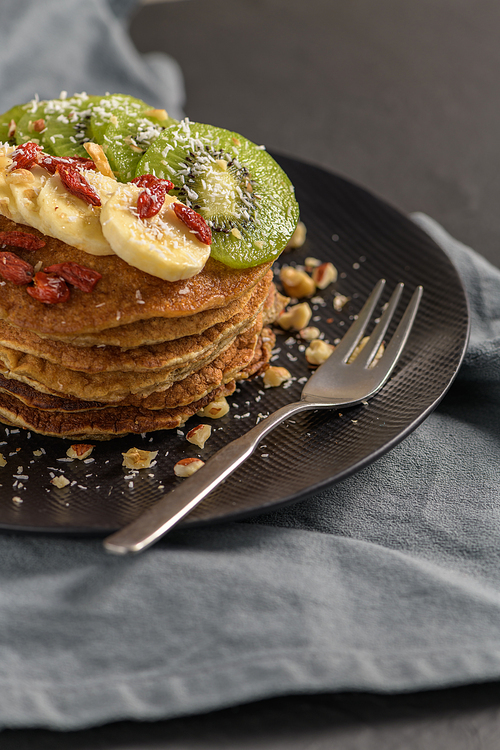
[
  {"xmin": 0, "ymin": 329, "xmax": 273, "ymax": 439},
  {"xmin": 33, "ymin": 272, "xmax": 277, "ymax": 348},
  {"xmin": 0, "ymin": 214, "xmax": 272, "ymax": 337},
  {"xmin": 0, "ymin": 327, "xmax": 274, "ymax": 413},
  {"xmin": 0, "ymin": 277, "xmax": 278, "ymax": 373}
]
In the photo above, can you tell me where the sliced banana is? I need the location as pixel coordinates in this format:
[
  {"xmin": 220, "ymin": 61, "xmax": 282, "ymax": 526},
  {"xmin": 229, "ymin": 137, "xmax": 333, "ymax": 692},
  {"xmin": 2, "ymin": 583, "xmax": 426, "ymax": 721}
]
[
  {"xmin": 0, "ymin": 146, "xmax": 25, "ymax": 224},
  {"xmin": 100, "ymin": 185, "xmax": 211, "ymax": 281},
  {"xmin": 7, "ymin": 165, "xmax": 49, "ymax": 232},
  {"xmin": 36, "ymin": 169, "xmax": 118, "ymax": 256}
]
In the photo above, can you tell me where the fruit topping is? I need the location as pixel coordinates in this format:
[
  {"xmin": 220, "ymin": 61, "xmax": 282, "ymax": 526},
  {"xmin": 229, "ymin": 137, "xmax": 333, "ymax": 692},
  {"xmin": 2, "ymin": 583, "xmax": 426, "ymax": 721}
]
[
  {"xmin": 26, "ymin": 271, "xmax": 70, "ymax": 304},
  {"xmin": 136, "ymin": 119, "xmax": 299, "ymax": 269}
]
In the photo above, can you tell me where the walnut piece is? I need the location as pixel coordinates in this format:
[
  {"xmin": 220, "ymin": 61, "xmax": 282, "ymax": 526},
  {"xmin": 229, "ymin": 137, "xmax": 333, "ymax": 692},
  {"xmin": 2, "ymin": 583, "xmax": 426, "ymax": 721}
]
[
  {"xmin": 305, "ymin": 339, "xmax": 335, "ymax": 365},
  {"xmin": 280, "ymin": 266, "xmax": 316, "ymax": 298},
  {"xmin": 299, "ymin": 325, "xmax": 321, "ymax": 341},
  {"xmin": 312, "ymin": 262, "xmax": 337, "ymax": 290},
  {"xmin": 263, "ymin": 365, "xmax": 292, "ymax": 387},
  {"xmin": 333, "ymin": 294, "xmax": 350, "ymax": 311},
  {"xmin": 285, "ymin": 221, "xmax": 307, "ymax": 250},
  {"xmin": 348, "ymin": 336, "xmax": 385, "ymax": 366},
  {"xmin": 67, "ymin": 443, "xmax": 94, "ymax": 461},
  {"xmin": 196, "ymin": 396, "xmax": 230, "ymax": 419},
  {"xmin": 174, "ymin": 458, "xmax": 205, "ymax": 477},
  {"xmin": 278, "ymin": 302, "xmax": 312, "ymax": 331},
  {"xmin": 122, "ymin": 447, "xmax": 158, "ymax": 470},
  {"xmin": 51, "ymin": 475, "xmax": 70, "ymax": 489},
  {"xmin": 186, "ymin": 424, "xmax": 212, "ymax": 449}
]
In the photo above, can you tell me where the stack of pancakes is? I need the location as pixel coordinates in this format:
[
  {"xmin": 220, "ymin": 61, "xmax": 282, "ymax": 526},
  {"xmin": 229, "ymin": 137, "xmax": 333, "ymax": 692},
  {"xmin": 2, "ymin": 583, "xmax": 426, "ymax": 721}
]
[{"xmin": 0, "ymin": 215, "xmax": 284, "ymax": 439}]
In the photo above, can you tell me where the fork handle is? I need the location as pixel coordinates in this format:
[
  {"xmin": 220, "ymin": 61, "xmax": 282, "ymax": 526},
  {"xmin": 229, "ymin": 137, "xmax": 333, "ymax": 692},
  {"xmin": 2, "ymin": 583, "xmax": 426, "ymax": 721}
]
[{"xmin": 104, "ymin": 400, "xmax": 313, "ymax": 554}]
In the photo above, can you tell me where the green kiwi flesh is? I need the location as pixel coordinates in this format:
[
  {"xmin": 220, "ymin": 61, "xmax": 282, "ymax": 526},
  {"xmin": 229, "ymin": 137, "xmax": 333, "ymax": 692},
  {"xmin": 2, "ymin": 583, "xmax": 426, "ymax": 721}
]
[
  {"xmin": 42, "ymin": 94, "xmax": 101, "ymax": 157},
  {"xmin": 0, "ymin": 104, "xmax": 27, "ymax": 145},
  {"xmin": 101, "ymin": 108, "xmax": 175, "ymax": 183},
  {"xmin": 136, "ymin": 120, "xmax": 300, "ymax": 269}
]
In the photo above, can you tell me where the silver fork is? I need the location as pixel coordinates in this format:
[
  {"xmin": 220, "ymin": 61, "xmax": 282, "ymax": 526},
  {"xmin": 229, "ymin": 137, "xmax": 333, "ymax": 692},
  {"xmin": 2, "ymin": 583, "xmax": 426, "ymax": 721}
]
[{"xmin": 104, "ymin": 279, "xmax": 423, "ymax": 555}]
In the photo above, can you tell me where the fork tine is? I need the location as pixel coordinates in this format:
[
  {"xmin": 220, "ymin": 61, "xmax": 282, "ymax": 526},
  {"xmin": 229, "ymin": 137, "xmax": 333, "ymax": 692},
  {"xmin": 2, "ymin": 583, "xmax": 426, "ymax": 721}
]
[
  {"xmin": 351, "ymin": 282, "xmax": 404, "ymax": 369},
  {"xmin": 368, "ymin": 285, "xmax": 423, "ymax": 380},
  {"xmin": 333, "ymin": 278, "xmax": 386, "ymax": 363}
]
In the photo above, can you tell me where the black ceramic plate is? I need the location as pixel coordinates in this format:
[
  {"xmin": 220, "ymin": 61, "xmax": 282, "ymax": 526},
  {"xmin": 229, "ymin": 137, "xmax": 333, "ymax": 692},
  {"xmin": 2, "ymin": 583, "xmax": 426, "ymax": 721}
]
[{"xmin": 0, "ymin": 155, "xmax": 469, "ymax": 534}]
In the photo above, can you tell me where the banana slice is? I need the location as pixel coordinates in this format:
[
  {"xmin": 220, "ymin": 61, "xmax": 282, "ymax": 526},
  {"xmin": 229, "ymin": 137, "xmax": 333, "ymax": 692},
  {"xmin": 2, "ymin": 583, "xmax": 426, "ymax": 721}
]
[
  {"xmin": 36, "ymin": 169, "xmax": 118, "ymax": 256},
  {"xmin": 100, "ymin": 185, "xmax": 211, "ymax": 281},
  {"xmin": 0, "ymin": 145, "xmax": 25, "ymax": 224},
  {"xmin": 7, "ymin": 165, "xmax": 49, "ymax": 232}
]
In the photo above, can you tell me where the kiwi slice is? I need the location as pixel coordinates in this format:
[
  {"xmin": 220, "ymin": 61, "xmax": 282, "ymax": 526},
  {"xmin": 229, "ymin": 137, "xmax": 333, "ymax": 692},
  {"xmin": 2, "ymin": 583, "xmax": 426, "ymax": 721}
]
[
  {"xmin": 136, "ymin": 120, "xmax": 300, "ymax": 269},
  {"xmin": 42, "ymin": 94, "xmax": 101, "ymax": 157},
  {"xmin": 14, "ymin": 99, "xmax": 54, "ymax": 151},
  {"xmin": 100, "ymin": 108, "xmax": 174, "ymax": 183},
  {"xmin": 12, "ymin": 94, "xmax": 99, "ymax": 156},
  {"xmin": 0, "ymin": 104, "xmax": 27, "ymax": 145}
]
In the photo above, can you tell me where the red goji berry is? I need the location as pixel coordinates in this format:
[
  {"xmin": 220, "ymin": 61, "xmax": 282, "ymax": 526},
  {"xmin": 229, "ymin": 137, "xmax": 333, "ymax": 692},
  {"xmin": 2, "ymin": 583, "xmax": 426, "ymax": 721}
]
[
  {"xmin": 132, "ymin": 174, "xmax": 174, "ymax": 191},
  {"xmin": 131, "ymin": 175, "xmax": 174, "ymax": 220},
  {"xmin": 0, "ymin": 252, "xmax": 33, "ymax": 285},
  {"xmin": 11, "ymin": 142, "xmax": 42, "ymax": 170},
  {"xmin": 172, "ymin": 202, "xmax": 212, "ymax": 245},
  {"xmin": 44, "ymin": 262, "xmax": 102, "ymax": 293},
  {"xmin": 0, "ymin": 231, "xmax": 45, "ymax": 251},
  {"xmin": 56, "ymin": 163, "xmax": 101, "ymax": 207},
  {"xmin": 26, "ymin": 272, "xmax": 70, "ymax": 304},
  {"xmin": 38, "ymin": 154, "xmax": 96, "ymax": 175}
]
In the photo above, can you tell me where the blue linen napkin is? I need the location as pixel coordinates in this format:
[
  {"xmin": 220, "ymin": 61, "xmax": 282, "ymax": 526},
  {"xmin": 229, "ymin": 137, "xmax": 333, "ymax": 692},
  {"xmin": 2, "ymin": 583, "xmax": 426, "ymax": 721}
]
[{"xmin": 2, "ymin": 0, "xmax": 500, "ymax": 733}]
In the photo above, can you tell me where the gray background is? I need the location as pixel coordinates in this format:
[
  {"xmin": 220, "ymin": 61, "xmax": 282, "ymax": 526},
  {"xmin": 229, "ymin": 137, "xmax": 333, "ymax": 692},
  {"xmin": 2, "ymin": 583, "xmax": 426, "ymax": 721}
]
[{"xmin": 5, "ymin": 0, "xmax": 500, "ymax": 747}]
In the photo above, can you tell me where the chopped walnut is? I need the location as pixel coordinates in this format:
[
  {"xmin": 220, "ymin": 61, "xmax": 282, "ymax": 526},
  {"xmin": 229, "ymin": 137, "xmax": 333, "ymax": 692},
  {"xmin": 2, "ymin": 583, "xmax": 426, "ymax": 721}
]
[
  {"xmin": 285, "ymin": 221, "xmax": 307, "ymax": 250},
  {"xmin": 305, "ymin": 339, "xmax": 335, "ymax": 365},
  {"xmin": 299, "ymin": 326, "xmax": 321, "ymax": 341},
  {"xmin": 348, "ymin": 336, "xmax": 385, "ymax": 366},
  {"xmin": 0, "ymin": 453, "xmax": 6, "ymax": 468},
  {"xmin": 122, "ymin": 447, "xmax": 158, "ymax": 470},
  {"xmin": 186, "ymin": 424, "xmax": 212, "ymax": 449},
  {"xmin": 278, "ymin": 302, "xmax": 312, "ymax": 331},
  {"xmin": 312, "ymin": 262, "xmax": 338, "ymax": 289},
  {"xmin": 51, "ymin": 475, "xmax": 70, "ymax": 489},
  {"xmin": 67, "ymin": 443, "xmax": 94, "ymax": 461},
  {"xmin": 333, "ymin": 294, "xmax": 350, "ymax": 311},
  {"xmin": 196, "ymin": 396, "xmax": 230, "ymax": 419},
  {"xmin": 263, "ymin": 366, "xmax": 292, "ymax": 387},
  {"xmin": 280, "ymin": 266, "xmax": 316, "ymax": 298},
  {"xmin": 304, "ymin": 257, "xmax": 321, "ymax": 271},
  {"xmin": 174, "ymin": 458, "xmax": 205, "ymax": 477}
]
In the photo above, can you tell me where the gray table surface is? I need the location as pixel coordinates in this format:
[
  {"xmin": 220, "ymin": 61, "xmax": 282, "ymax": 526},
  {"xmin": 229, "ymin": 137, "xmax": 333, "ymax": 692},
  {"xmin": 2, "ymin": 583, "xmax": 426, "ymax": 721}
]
[{"xmin": 5, "ymin": 0, "xmax": 500, "ymax": 746}]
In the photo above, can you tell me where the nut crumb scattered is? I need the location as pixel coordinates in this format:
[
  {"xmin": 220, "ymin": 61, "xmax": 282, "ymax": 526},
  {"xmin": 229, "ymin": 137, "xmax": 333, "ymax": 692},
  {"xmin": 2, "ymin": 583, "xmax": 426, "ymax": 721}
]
[
  {"xmin": 278, "ymin": 302, "xmax": 312, "ymax": 331},
  {"xmin": 174, "ymin": 458, "xmax": 205, "ymax": 478},
  {"xmin": 305, "ymin": 339, "xmax": 335, "ymax": 365},
  {"xmin": 196, "ymin": 397, "xmax": 230, "ymax": 419},
  {"xmin": 67, "ymin": 444, "xmax": 94, "ymax": 461},
  {"xmin": 263, "ymin": 366, "xmax": 292, "ymax": 387},
  {"xmin": 312, "ymin": 262, "xmax": 337, "ymax": 289},
  {"xmin": 0, "ymin": 453, "xmax": 6, "ymax": 467},
  {"xmin": 285, "ymin": 221, "xmax": 307, "ymax": 250},
  {"xmin": 280, "ymin": 266, "xmax": 315, "ymax": 299},
  {"xmin": 333, "ymin": 294, "xmax": 350, "ymax": 311},
  {"xmin": 51, "ymin": 475, "xmax": 70, "ymax": 489},
  {"xmin": 122, "ymin": 447, "xmax": 158, "ymax": 470},
  {"xmin": 299, "ymin": 326, "xmax": 321, "ymax": 342},
  {"xmin": 186, "ymin": 424, "xmax": 212, "ymax": 449}
]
